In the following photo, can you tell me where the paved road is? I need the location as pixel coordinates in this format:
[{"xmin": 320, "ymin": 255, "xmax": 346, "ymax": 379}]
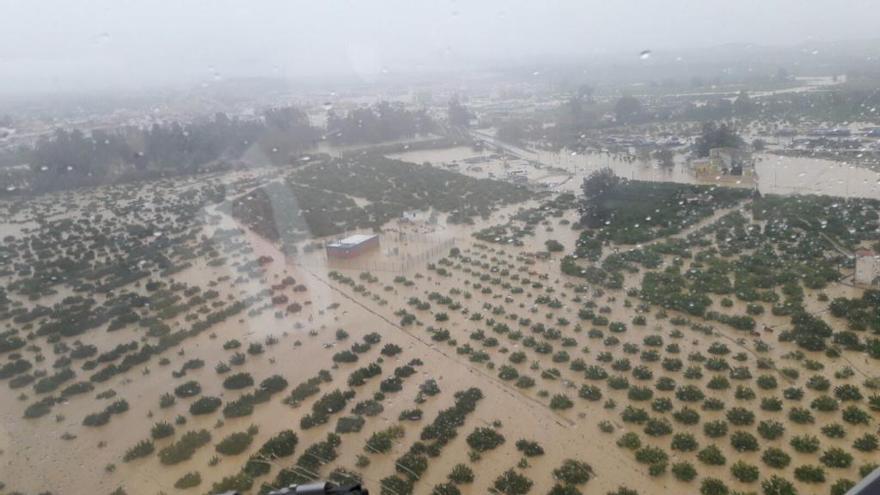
[{"xmin": 470, "ymin": 129, "xmax": 538, "ymax": 161}]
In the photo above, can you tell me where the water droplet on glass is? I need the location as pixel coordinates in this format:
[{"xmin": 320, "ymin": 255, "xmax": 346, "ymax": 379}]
[{"xmin": 639, "ymin": 50, "xmax": 652, "ymax": 60}]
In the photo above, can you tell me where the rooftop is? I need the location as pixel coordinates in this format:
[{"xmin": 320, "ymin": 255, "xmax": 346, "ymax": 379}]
[{"xmin": 328, "ymin": 233, "xmax": 377, "ymax": 247}]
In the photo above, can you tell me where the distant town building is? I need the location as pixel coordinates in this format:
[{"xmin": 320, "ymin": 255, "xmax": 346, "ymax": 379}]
[
  {"xmin": 808, "ymin": 128, "xmax": 851, "ymax": 137},
  {"xmin": 774, "ymin": 127, "xmax": 798, "ymax": 137},
  {"xmin": 506, "ymin": 169, "xmax": 528, "ymax": 184},
  {"xmin": 326, "ymin": 234, "xmax": 379, "ymax": 259},
  {"xmin": 855, "ymin": 248, "xmax": 880, "ymax": 285}
]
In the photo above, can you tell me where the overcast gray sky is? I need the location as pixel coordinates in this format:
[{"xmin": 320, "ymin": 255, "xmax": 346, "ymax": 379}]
[{"xmin": 1, "ymin": 0, "xmax": 877, "ymax": 94}]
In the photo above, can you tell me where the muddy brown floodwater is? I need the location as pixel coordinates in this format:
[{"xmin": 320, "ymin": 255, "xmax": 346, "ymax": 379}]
[
  {"xmin": 392, "ymin": 143, "xmax": 880, "ymax": 200},
  {"xmin": 1, "ymin": 151, "xmax": 879, "ymax": 495}
]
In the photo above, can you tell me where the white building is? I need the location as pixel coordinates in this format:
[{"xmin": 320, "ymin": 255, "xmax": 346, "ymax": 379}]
[
  {"xmin": 855, "ymin": 249, "xmax": 880, "ymax": 285},
  {"xmin": 325, "ymin": 233, "xmax": 380, "ymax": 259}
]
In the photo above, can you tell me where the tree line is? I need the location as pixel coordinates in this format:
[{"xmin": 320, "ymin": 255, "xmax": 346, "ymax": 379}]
[
  {"xmin": 326, "ymin": 101, "xmax": 436, "ymax": 145},
  {"xmin": 493, "ymin": 81, "xmax": 880, "ymax": 151},
  {"xmin": 2, "ymin": 101, "xmax": 446, "ymax": 195}
]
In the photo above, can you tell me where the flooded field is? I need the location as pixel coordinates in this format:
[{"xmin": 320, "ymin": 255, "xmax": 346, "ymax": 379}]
[
  {"xmin": 2, "ymin": 152, "xmax": 879, "ymax": 495},
  {"xmin": 392, "ymin": 143, "xmax": 880, "ymax": 199}
]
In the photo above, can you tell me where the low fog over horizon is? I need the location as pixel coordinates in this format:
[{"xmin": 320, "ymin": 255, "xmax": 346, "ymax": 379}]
[{"xmin": 2, "ymin": 0, "xmax": 879, "ymax": 96}]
